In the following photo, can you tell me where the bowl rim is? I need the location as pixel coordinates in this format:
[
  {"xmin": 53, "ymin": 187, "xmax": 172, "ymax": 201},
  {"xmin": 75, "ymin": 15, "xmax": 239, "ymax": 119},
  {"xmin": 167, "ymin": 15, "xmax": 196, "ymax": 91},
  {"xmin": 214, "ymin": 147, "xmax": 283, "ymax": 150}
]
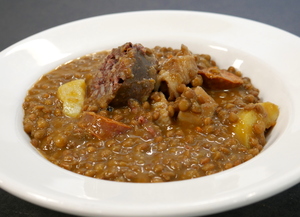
[{"xmin": 1, "ymin": 10, "xmax": 300, "ymax": 217}]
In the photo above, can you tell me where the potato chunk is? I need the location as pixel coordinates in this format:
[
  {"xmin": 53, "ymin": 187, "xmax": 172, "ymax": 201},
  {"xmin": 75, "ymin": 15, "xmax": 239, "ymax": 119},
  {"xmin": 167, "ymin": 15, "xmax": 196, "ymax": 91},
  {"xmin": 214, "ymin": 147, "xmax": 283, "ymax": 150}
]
[
  {"xmin": 233, "ymin": 102, "xmax": 279, "ymax": 148},
  {"xmin": 233, "ymin": 110, "xmax": 258, "ymax": 148},
  {"xmin": 57, "ymin": 79, "xmax": 86, "ymax": 118},
  {"xmin": 260, "ymin": 102, "xmax": 280, "ymax": 128}
]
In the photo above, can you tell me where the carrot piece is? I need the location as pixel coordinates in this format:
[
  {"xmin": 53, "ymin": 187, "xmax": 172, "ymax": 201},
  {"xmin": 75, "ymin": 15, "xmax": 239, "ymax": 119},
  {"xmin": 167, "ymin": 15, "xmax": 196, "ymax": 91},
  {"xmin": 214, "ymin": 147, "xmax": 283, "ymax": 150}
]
[{"xmin": 195, "ymin": 126, "xmax": 203, "ymax": 133}]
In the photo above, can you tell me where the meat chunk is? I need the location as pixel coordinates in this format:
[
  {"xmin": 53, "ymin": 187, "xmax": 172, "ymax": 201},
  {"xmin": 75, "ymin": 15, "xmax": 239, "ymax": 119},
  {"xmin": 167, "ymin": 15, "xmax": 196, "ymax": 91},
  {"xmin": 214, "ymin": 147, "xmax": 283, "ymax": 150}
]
[
  {"xmin": 87, "ymin": 42, "xmax": 157, "ymax": 110},
  {"xmin": 78, "ymin": 112, "xmax": 131, "ymax": 140},
  {"xmin": 151, "ymin": 92, "xmax": 172, "ymax": 127},
  {"xmin": 156, "ymin": 45, "xmax": 199, "ymax": 100},
  {"xmin": 198, "ymin": 67, "xmax": 243, "ymax": 89},
  {"xmin": 177, "ymin": 87, "xmax": 218, "ymax": 125}
]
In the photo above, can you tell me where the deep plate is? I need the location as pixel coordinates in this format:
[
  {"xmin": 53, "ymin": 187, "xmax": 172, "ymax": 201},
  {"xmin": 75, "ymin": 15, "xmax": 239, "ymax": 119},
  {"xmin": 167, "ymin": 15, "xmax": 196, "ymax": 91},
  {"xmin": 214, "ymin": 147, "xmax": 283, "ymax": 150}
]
[{"xmin": 1, "ymin": 10, "xmax": 300, "ymax": 217}]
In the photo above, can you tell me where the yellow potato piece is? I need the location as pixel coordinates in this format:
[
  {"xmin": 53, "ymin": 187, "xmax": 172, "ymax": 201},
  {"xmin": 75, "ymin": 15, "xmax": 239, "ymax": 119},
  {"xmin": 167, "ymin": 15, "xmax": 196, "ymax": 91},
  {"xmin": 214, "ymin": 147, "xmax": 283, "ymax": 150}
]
[
  {"xmin": 233, "ymin": 110, "xmax": 258, "ymax": 148},
  {"xmin": 57, "ymin": 79, "xmax": 86, "ymax": 118},
  {"xmin": 259, "ymin": 102, "xmax": 280, "ymax": 128},
  {"xmin": 232, "ymin": 102, "xmax": 279, "ymax": 148}
]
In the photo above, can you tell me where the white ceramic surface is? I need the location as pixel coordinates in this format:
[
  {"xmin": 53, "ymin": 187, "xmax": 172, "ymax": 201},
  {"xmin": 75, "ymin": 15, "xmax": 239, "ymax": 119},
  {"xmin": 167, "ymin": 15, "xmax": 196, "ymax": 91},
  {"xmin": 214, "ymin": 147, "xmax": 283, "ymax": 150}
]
[{"xmin": 0, "ymin": 11, "xmax": 300, "ymax": 217}]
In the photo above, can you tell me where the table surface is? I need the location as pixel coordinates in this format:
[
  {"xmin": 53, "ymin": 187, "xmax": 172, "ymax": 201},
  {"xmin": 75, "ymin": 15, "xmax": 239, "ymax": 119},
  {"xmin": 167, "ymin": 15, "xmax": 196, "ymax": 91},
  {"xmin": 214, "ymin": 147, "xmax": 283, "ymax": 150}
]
[{"xmin": 1, "ymin": 0, "xmax": 300, "ymax": 216}]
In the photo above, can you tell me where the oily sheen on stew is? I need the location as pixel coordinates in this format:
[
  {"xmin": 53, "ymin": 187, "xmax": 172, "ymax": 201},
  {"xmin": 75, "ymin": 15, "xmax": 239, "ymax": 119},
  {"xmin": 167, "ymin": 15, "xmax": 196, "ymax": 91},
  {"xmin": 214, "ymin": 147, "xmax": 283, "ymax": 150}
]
[{"xmin": 23, "ymin": 43, "xmax": 279, "ymax": 183}]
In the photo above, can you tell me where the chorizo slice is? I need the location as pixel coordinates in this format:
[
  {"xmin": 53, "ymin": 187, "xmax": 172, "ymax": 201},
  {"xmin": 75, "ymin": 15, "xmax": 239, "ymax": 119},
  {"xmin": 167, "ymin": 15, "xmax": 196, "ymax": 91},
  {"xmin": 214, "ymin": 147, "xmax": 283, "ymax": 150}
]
[
  {"xmin": 78, "ymin": 112, "xmax": 131, "ymax": 140},
  {"xmin": 198, "ymin": 67, "xmax": 243, "ymax": 89}
]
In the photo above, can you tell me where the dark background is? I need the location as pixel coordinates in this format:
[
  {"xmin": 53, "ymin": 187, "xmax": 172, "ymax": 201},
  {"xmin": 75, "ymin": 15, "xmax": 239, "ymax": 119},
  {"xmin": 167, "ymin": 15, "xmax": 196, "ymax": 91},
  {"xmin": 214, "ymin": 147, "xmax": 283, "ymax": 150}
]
[{"xmin": 1, "ymin": 0, "xmax": 300, "ymax": 216}]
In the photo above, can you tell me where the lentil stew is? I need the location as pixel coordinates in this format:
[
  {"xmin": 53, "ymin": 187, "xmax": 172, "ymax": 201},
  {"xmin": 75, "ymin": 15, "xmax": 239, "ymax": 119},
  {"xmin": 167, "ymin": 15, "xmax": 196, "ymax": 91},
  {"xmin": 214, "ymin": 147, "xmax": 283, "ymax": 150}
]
[{"xmin": 23, "ymin": 43, "xmax": 279, "ymax": 183}]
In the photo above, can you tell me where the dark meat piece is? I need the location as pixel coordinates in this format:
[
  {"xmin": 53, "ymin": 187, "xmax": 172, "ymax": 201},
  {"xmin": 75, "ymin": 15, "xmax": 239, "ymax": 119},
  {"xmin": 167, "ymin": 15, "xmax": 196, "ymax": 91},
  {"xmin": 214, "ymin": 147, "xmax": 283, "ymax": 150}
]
[
  {"xmin": 87, "ymin": 42, "xmax": 157, "ymax": 110},
  {"xmin": 78, "ymin": 112, "xmax": 132, "ymax": 140},
  {"xmin": 198, "ymin": 67, "xmax": 243, "ymax": 89}
]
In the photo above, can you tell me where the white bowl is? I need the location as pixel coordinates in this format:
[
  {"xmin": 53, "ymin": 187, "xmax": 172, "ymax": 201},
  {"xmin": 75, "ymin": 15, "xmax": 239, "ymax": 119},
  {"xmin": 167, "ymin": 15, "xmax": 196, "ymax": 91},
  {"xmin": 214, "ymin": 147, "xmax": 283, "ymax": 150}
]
[{"xmin": 1, "ymin": 10, "xmax": 300, "ymax": 217}]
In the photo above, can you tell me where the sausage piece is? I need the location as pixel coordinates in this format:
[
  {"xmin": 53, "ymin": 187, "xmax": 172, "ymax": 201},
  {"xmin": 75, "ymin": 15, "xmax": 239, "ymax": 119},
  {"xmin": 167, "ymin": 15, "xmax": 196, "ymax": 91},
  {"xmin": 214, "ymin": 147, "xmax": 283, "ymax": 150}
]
[
  {"xmin": 198, "ymin": 67, "xmax": 243, "ymax": 89},
  {"xmin": 78, "ymin": 112, "xmax": 132, "ymax": 140}
]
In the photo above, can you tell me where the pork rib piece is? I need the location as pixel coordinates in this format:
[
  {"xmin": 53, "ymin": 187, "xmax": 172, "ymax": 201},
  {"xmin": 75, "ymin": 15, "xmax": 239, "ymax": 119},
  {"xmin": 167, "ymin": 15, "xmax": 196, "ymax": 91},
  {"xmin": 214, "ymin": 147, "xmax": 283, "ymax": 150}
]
[{"xmin": 87, "ymin": 42, "xmax": 157, "ymax": 110}]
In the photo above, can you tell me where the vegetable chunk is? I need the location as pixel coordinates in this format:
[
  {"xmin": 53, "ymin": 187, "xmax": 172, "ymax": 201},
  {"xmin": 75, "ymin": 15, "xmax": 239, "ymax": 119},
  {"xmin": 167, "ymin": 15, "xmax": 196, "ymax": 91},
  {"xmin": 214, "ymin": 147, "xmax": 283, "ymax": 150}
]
[
  {"xmin": 260, "ymin": 102, "xmax": 280, "ymax": 128},
  {"xmin": 233, "ymin": 102, "xmax": 279, "ymax": 148},
  {"xmin": 57, "ymin": 79, "xmax": 86, "ymax": 118}
]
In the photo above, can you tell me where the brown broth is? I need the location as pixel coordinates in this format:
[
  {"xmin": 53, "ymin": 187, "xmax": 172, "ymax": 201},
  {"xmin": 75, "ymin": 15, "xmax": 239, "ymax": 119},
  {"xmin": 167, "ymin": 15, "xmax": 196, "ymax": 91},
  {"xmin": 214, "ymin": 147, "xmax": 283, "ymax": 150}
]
[{"xmin": 23, "ymin": 47, "xmax": 268, "ymax": 183}]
